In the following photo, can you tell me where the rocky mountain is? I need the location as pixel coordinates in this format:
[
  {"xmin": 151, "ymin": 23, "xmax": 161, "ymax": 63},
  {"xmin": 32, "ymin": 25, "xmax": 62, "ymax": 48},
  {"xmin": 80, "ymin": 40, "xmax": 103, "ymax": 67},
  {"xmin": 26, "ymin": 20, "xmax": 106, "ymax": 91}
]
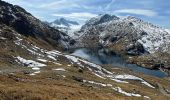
[
  {"xmin": 81, "ymin": 14, "xmax": 119, "ymax": 30},
  {"xmin": 48, "ymin": 18, "xmax": 81, "ymax": 38},
  {"xmin": 0, "ymin": 0, "xmax": 75, "ymax": 50},
  {"xmin": 75, "ymin": 14, "xmax": 170, "ymax": 68}
]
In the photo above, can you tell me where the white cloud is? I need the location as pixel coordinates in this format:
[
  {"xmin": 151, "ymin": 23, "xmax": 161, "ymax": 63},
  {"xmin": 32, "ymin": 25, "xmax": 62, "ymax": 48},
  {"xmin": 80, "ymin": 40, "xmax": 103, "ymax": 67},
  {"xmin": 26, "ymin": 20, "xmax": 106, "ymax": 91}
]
[
  {"xmin": 3, "ymin": 0, "xmax": 36, "ymax": 8},
  {"xmin": 114, "ymin": 9, "xmax": 158, "ymax": 17},
  {"xmin": 52, "ymin": 12, "xmax": 97, "ymax": 21},
  {"xmin": 39, "ymin": 0, "xmax": 80, "ymax": 9},
  {"xmin": 3, "ymin": 0, "xmax": 20, "ymax": 3},
  {"xmin": 105, "ymin": 0, "xmax": 116, "ymax": 10}
]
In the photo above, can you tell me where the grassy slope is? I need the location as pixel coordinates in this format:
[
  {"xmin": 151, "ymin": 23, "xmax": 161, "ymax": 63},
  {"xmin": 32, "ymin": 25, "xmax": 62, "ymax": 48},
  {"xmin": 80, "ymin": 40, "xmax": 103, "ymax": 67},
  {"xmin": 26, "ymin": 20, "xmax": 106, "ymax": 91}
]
[{"xmin": 0, "ymin": 58, "xmax": 170, "ymax": 100}]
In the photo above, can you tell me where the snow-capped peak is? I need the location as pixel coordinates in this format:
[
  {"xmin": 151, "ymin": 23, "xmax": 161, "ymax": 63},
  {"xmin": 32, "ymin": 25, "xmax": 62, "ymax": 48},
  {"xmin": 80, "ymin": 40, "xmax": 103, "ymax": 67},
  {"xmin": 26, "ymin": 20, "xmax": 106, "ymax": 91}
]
[
  {"xmin": 49, "ymin": 18, "xmax": 82, "ymax": 38},
  {"xmin": 50, "ymin": 18, "xmax": 79, "ymax": 27},
  {"xmin": 84, "ymin": 14, "xmax": 120, "ymax": 26}
]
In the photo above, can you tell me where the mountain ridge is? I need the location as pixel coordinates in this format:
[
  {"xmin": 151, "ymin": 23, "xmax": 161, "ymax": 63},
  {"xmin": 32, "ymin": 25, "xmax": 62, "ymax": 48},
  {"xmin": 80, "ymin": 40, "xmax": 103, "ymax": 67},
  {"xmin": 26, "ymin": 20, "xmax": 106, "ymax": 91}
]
[
  {"xmin": 48, "ymin": 18, "xmax": 82, "ymax": 38},
  {"xmin": 76, "ymin": 14, "xmax": 170, "ymax": 53},
  {"xmin": 74, "ymin": 14, "xmax": 170, "ymax": 69}
]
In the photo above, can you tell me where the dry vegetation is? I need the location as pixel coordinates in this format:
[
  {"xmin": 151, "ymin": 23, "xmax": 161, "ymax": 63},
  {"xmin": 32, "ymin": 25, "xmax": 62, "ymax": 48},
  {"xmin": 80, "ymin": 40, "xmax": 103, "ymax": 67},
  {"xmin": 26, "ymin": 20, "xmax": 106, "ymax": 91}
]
[{"xmin": 0, "ymin": 60, "xmax": 169, "ymax": 100}]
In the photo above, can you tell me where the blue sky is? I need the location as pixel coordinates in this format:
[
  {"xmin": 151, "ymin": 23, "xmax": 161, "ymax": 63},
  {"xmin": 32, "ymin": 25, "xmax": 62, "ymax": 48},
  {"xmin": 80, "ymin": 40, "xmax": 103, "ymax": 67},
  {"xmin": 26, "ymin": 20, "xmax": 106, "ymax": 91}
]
[{"xmin": 4, "ymin": 0, "xmax": 170, "ymax": 28}]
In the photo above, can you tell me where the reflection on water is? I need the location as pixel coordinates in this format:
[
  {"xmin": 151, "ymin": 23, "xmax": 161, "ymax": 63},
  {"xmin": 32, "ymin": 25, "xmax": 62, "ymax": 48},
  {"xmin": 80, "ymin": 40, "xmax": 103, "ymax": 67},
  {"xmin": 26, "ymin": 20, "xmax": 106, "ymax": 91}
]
[{"xmin": 71, "ymin": 48, "xmax": 168, "ymax": 78}]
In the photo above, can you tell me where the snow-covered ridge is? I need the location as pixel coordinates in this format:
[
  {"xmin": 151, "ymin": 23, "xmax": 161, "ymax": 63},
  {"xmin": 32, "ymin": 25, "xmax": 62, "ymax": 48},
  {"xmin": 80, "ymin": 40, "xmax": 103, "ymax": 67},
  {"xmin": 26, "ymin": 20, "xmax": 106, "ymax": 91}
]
[
  {"xmin": 78, "ymin": 14, "xmax": 170, "ymax": 54},
  {"xmin": 123, "ymin": 16, "xmax": 170, "ymax": 53},
  {"xmin": 48, "ymin": 18, "xmax": 82, "ymax": 38},
  {"xmin": 84, "ymin": 14, "xmax": 119, "ymax": 26}
]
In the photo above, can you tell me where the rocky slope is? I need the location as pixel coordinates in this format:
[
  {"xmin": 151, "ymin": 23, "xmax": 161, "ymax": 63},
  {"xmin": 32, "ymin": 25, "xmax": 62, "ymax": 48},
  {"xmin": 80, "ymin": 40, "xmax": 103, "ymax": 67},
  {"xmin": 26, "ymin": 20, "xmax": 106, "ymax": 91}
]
[
  {"xmin": 75, "ymin": 14, "xmax": 170, "ymax": 69},
  {"xmin": 48, "ymin": 18, "xmax": 82, "ymax": 38},
  {"xmin": 0, "ymin": 1, "xmax": 75, "ymax": 50}
]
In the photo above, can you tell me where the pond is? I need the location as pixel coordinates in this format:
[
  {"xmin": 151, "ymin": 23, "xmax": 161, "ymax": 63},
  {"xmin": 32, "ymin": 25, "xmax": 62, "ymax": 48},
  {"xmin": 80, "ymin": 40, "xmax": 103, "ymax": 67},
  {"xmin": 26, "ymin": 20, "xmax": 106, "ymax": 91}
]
[{"xmin": 71, "ymin": 48, "xmax": 168, "ymax": 78}]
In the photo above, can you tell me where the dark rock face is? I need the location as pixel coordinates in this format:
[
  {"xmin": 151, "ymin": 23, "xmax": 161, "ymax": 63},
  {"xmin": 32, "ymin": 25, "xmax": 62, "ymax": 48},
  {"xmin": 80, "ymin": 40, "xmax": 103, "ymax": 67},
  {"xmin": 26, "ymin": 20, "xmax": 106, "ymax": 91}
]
[
  {"xmin": 152, "ymin": 63, "xmax": 164, "ymax": 69},
  {"xmin": 93, "ymin": 14, "xmax": 119, "ymax": 25},
  {"xmin": 109, "ymin": 36, "xmax": 118, "ymax": 43},
  {"xmin": 80, "ymin": 14, "xmax": 119, "ymax": 31},
  {"xmin": 126, "ymin": 42, "xmax": 146, "ymax": 56},
  {"xmin": 0, "ymin": 0, "xmax": 74, "ymax": 49}
]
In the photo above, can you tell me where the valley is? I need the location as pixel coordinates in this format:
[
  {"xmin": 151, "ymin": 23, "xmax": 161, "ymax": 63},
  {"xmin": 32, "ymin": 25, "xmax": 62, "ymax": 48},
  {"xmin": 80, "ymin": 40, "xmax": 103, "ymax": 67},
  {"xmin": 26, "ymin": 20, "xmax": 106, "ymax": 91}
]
[{"xmin": 0, "ymin": 0, "xmax": 170, "ymax": 99}]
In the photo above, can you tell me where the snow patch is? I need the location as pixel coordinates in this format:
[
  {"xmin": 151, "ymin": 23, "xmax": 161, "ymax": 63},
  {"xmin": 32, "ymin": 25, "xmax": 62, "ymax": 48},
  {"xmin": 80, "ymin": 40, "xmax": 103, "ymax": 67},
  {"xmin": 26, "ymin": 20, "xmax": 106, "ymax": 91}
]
[
  {"xmin": 47, "ymin": 55, "xmax": 57, "ymax": 61},
  {"xmin": 144, "ymin": 96, "xmax": 151, "ymax": 99},
  {"xmin": 30, "ymin": 71, "xmax": 41, "ymax": 76},
  {"xmin": 14, "ymin": 37, "xmax": 43, "ymax": 56},
  {"xmin": 65, "ymin": 55, "xmax": 84, "ymax": 67},
  {"xmin": 46, "ymin": 50, "xmax": 62, "ymax": 56},
  {"xmin": 53, "ymin": 68, "xmax": 66, "ymax": 71},
  {"xmin": 32, "ymin": 67, "xmax": 40, "ymax": 71},
  {"xmin": 114, "ymin": 74, "xmax": 155, "ymax": 88},
  {"xmin": 83, "ymin": 80, "xmax": 112, "ymax": 87},
  {"xmin": 53, "ymin": 62, "xmax": 62, "ymax": 66},
  {"xmin": 16, "ymin": 56, "xmax": 46, "ymax": 70},
  {"xmin": 0, "ymin": 37, "xmax": 7, "ymax": 40},
  {"xmin": 110, "ymin": 78, "xmax": 128, "ymax": 83},
  {"xmin": 37, "ymin": 59, "xmax": 48, "ymax": 62},
  {"xmin": 83, "ymin": 79, "xmax": 142, "ymax": 97},
  {"xmin": 46, "ymin": 50, "xmax": 63, "ymax": 61},
  {"xmin": 112, "ymin": 87, "xmax": 141, "ymax": 97}
]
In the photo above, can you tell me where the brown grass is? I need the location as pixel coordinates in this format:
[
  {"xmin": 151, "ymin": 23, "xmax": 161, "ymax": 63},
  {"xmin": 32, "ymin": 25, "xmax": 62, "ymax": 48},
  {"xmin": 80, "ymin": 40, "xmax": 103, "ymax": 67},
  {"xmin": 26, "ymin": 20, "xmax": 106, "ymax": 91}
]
[{"xmin": 0, "ymin": 63, "xmax": 169, "ymax": 100}]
